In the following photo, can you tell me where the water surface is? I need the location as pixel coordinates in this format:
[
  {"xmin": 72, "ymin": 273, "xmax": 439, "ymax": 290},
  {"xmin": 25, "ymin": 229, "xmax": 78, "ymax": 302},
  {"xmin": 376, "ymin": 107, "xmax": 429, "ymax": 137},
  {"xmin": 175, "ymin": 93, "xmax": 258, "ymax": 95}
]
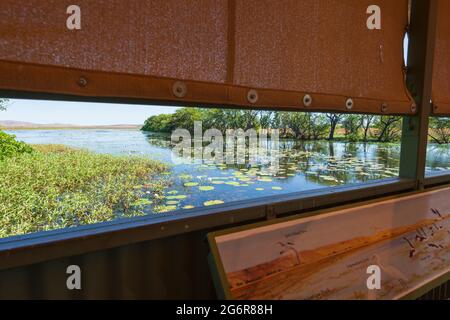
[{"xmin": 7, "ymin": 129, "xmax": 449, "ymax": 214}]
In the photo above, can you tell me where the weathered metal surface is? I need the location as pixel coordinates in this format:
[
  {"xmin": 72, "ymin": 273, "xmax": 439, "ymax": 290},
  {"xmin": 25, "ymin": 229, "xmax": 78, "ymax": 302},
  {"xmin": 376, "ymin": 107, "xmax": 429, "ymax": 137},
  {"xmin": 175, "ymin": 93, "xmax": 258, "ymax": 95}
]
[{"xmin": 0, "ymin": 0, "xmax": 414, "ymax": 114}]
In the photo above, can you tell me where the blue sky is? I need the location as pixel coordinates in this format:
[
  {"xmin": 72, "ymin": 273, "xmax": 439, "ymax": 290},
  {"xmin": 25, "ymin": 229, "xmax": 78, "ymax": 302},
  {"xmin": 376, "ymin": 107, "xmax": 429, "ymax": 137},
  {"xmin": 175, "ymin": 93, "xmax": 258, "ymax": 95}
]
[{"xmin": 0, "ymin": 99, "xmax": 179, "ymax": 125}]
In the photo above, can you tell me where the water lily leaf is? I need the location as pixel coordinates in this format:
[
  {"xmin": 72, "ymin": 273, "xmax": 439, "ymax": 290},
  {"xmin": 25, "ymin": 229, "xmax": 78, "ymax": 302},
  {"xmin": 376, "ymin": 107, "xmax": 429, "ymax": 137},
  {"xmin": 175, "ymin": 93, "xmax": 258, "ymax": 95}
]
[
  {"xmin": 258, "ymin": 178, "xmax": 273, "ymax": 182},
  {"xmin": 167, "ymin": 190, "xmax": 178, "ymax": 195},
  {"xmin": 166, "ymin": 195, "xmax": 187, "ymax": 200},
  {"xmin": 272, "ymin": 186, "xmax": 283, "ymax": 190},
  {"xmin": 255, "ymin": 188, "xmax": 264, "ymax": 191},
  {"xmin": 166, "ymin": 201, "xmax": 180, "ymax": 205},
  {"xmin": 225, "ymin": 181, "xmax": 241, "ymax": 186},
  {"xmin": 204, "ymin": 200, "xmax": 225, "ymax": 206},
  {"xmin": 199, "ymin": 186, "xmax": 215, "ymax": 191},
  {"xmin": 154, "ymin": 205, "xmax": 177, "ymax": 213},
  {"xmin": 184, "ymin": 182, "xmax": 199, "ymax": 187},
  {"xmin": 183, "ymin": 205, "xmax": 195, "ymax": 210}
]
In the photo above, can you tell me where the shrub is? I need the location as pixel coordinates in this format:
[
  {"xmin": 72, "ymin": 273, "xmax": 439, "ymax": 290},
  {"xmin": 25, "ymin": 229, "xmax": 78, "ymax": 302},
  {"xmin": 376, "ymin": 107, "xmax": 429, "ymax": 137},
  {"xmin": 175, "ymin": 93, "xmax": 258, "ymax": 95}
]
[
  {"xmin": 0, "ymin": 145, "xmax": 169, "ymax": 238},
  {"xmin": 0, "ymin": 131, "xmax": 33, "ymax": 160}
]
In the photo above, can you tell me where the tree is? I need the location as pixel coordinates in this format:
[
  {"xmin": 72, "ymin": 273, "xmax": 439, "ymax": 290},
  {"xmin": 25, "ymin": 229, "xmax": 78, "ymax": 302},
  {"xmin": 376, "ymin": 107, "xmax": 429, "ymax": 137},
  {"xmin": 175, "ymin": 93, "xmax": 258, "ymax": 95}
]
[
  {"xmin": 325, "ymin": 113, "xmax": 343, "ymax": 140},
  {"xmin": 141, "ymin": 114, "xmax": 173, "ymax": 133},
  {"xmin": 0, "ymin": 98, "xmax": 7, "ymax": 111},
  {"xmin": 170, "ymin": 107, "xmax": 203, "ymax": 133},
  {"xmin": 360, "ymin": 115, "xmax": 376, "ymax": 142},
  {"xmin": 373, "ymin": 116, "xmax": 402, "ymax": 142},
  {"xmin": 429, "ymin": 117, "xmax": 450, "ymax": 144},
  {"xmin": 342, "ymin": 114, "xmax": 362, "ymax": 142},
  {"xmin": 309, "ymin": 114, "xmax": 330, "ymax": 140}
]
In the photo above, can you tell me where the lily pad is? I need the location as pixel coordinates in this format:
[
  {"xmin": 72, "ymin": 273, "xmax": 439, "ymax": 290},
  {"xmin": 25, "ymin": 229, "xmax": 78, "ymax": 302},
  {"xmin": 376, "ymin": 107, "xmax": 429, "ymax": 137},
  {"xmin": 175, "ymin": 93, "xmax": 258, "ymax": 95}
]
[
  {"xmin": 272, "ymin": 186, "xmax": 283, "ymax": 190},
  {"xmin": 199, "ymin": 186, "xmax": 215, "ymax": 191},
  {"xmin": 166, "ymin": 195, "xmax": 187, "ymax": 200},
  {"xmin": 255, "ymin": 188, "xmax": 264, "ymax": 191},
  {"xmin": 184, "ymin": 182, "xmax": 199, "ymax": 187},
  {"xmin": 204, "ymin": 200, "xmax": 225, "ymax": 206},
  {"xmin": 183, "ymin": 205, "xmax": 195, "ymax": 210},
  {"xmin": 154, "ymin": 205, "xmax": 177, "ymax": 213}
]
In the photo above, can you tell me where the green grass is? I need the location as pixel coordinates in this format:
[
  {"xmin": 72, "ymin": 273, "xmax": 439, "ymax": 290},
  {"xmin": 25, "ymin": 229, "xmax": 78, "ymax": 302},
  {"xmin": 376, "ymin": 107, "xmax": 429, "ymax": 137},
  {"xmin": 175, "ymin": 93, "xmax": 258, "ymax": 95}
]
[{"xmin": 0, "ymin": 144, "xmax": 169, "ymax": 238}]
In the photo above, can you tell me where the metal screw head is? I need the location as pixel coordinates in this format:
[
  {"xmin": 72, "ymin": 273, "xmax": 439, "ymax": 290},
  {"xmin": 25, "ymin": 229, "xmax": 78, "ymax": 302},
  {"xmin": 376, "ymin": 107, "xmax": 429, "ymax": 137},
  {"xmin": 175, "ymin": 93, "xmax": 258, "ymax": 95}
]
[
  {"xmin": 381, "ymin": 102, "xmax": 389, "ymax": 113},
  {"xmin": 247, "ymin": 89, "xmax": 258, "ymax": 104},
  {"xmin": 77, "ymin": 77, "xmax": 88, "ymax": 87},
  {"xmin": 410, "ymin": 103, "xmax": 417, "ymax": 113},
  {"xmin": 303, "ymin": 94, "xmax": 312, "ymax": 107},
  {"xmin": 345, "ymin": 98, "xmax": 354, "ymax": 110},
  {"xmin": 172, "ymin": 81, "xmax": 187, "ymax": 98},
  {"xmin": 433, "ymin": 104, "xmax": 438, "ymax": 112}
]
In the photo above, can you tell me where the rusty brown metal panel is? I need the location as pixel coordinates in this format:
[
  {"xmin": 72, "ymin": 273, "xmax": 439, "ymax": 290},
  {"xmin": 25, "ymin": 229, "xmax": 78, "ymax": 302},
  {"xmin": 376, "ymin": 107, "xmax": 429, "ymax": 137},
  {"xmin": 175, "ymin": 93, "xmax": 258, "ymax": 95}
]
[
  {"xmin": 432, "ymin": 0, "xmax": 450, "ymax": 115},
  {"xmin": 0, "ymin": 0, "xmax": 228, "ymax": 83},
  {"xmin": 233, "ymin": 0, "xmax": 413, "ymax": 113},
  {"xmin": 0, "ymin": 231, "xmax": 217, "ymax": 299},
  {"xmin": 0, "ymin": 0, "xmax": 414, "ymax": 114}
]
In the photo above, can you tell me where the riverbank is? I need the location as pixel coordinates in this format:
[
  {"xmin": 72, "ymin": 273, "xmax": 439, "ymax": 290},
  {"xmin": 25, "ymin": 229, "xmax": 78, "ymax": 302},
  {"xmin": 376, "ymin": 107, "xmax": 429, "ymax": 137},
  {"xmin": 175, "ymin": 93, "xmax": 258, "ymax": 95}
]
[{"xmin": 0, "ymin": 144, "xmax": 169, "ymax": 238}]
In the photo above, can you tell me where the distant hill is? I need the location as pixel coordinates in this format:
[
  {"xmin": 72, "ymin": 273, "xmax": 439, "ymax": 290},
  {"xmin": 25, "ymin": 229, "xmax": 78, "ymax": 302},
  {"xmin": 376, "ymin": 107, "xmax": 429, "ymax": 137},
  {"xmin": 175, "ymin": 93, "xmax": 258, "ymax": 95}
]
[{"xmin": 0, "ymin": 120, "xmax": 141, "ymax": 129}]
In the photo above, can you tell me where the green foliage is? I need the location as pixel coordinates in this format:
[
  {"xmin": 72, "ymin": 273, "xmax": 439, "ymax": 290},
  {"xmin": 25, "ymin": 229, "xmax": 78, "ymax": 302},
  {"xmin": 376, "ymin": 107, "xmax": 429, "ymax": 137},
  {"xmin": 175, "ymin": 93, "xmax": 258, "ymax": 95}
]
[
  {"xmin": 0, "ymin": 145, "xmax": 168, "ymax": 238},
  {"xmin": 141, "ymin": 113, "xmax": 173, "ymax": 133},
  {"xmin": 142, "ymin": 107, "xmax": 405, "ymax": 143},
  {"xmin": 0, "ymin": 98, "xmax": 7, "ymax": 111},
  {"xmin": 0, "ymin": 131, "xmax": 33, "ymax": 160},
  {"xmin": 372, "ymin": 116, "xmax": 402, "ymax": 142},
  {"xmin": 342, "ymin": 115, "xmax": 362, "ymax": 142}
]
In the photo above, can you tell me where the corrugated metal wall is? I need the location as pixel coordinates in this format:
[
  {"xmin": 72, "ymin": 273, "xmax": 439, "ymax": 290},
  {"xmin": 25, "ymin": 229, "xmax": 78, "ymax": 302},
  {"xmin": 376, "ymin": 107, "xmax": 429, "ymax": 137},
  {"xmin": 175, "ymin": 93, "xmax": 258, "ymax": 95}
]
[
  {"xmin": 0, "ymin": 230, "xmax": 217, "ymax": 299},
  {"xmin": 418, "ymin": 281, "xmax": 450, "ymax": 300}
]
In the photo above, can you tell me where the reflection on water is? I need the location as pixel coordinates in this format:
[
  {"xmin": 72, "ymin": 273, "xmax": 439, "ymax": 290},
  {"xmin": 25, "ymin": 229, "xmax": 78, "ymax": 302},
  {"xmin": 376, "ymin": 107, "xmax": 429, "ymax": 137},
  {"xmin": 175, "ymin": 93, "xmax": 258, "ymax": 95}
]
[{"xmin": 6, "ymin": 129, "xmax": 450, "ymax": 214}]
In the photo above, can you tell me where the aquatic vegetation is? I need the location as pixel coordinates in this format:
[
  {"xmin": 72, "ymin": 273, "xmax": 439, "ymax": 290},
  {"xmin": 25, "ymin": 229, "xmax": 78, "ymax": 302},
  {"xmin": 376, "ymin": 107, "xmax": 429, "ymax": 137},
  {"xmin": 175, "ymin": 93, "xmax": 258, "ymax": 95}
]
[
  {"xmin": 0, "ymin": 145, "xmax": 168, "ymax": 238},
  {"xmin": 184, "ymin": 182, "xmax": 199, "ymax": 187},
  {"xmin": 204, "ymin": 200, "xmax": 225, "ymax": 206},
  {"xmin": 199, "ymin": 186, "xmax": 215, "ymax": 191},
  {"xmin": 271, "ymin": 187, "xmax": 283, "ymax": 190},
  {"xmin": 132, "ymin": 198, "xmax": 154, "ymax": 206},
  {"xmin": 166, "ymin": 195, "xmax": 187, "ymax": 200}
]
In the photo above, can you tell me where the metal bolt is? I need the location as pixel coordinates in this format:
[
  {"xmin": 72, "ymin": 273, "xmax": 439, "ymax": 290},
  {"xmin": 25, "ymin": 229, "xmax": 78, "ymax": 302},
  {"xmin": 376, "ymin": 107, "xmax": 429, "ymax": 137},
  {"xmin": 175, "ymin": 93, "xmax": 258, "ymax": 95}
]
[
  {"xmin": 77, "ymin": 77, "xmax": 88, "ymax": 87},
  {"xmin": 345, "ymin": 98, "xmax": 354, "ymax": 110},
  {"xmin": 247, "ymin": 89, "xmax": 258, "ymax": 104},
  {"xmin": 303, "ymin": 94, "xmax": 312, "ymax": 107},
  {"xmin": 172, "ymin": 81, "xmax": 187, "ymax": 98},
  {"xmin": 381, "ymin": 102, "xmax": 388, "ymax": 113},
  {"xmin": 410, "ymin": 104, "xmax": 417, "ymax": 113}
]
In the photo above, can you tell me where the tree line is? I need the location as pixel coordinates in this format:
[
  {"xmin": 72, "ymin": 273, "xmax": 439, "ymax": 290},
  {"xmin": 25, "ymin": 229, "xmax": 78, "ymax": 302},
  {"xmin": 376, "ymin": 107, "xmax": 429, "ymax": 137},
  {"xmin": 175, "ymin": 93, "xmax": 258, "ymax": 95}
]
[{"xmin": 141, "ymin": 107, "xmax": 450, "ymax": 144}]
